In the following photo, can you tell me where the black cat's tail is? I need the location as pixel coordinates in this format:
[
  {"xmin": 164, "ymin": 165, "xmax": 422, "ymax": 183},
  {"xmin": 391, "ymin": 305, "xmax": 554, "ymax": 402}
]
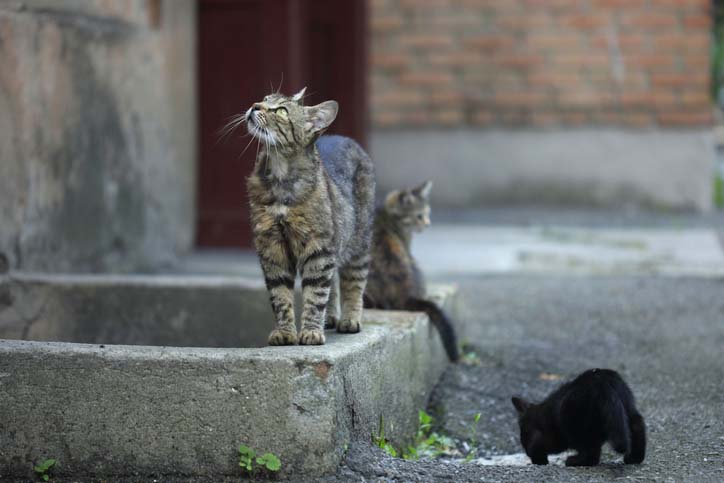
[
  {"xmin": 404, "ymin": 298, "xmax": 460, "ymax": 362},
  {"xmin": 603, "ymin": 395, "xmax": 631, "ymax": 456},
  {"xmin": 624, "ymin": 411, "xmax": 646, "ymax": 464}
]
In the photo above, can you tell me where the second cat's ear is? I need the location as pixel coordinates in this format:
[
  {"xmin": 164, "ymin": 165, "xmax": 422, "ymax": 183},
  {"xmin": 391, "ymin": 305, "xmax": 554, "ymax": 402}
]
[
  {"xmin": 304, "ymin": 101, "xmax": 339, "ymax": 136},
  {"xmin": 384, "ymin": 190, "xmax": 401, "ymax": 211},
  {"xmin": 413, "ymin": 180, "xmax": 433, "ymax": 200},
  {"xmin": 512, "ymin": 396, "xmax": 530, "ymax": 415},
  {"xmin": 291, "ymin": 87, "xmax": 307, "ymax": 104}
]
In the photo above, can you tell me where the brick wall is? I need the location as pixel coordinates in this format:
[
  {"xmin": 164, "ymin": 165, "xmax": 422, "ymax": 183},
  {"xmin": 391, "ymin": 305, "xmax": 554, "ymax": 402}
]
[{"xmin": 370, "ymin": 0, "xmax": 712, "ymax": 128}]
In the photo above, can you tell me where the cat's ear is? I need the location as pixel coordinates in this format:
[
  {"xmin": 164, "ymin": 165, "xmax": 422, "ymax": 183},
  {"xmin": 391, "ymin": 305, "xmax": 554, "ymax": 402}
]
[
  {"xmin": 413, "ymin": 180, "xmax": 433, "ymax": 200},
  {"xmin": 384, "ymin": 190, "xmax": 402, "ymax": 211},
  {"xmin": 291, "ymin": 87, "xmax": 307, "ymax": 104},
  {"xmin": 512, "ymin": 396, "xmax": 530, "ymax": 415},
  {"xmin": 304, "ymin": 101, "xmax": 338, "ymax": 136}
]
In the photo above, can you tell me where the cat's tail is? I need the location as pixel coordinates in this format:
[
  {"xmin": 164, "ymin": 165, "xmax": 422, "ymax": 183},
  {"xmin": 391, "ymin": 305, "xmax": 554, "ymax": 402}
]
[
  {"xmin": 404, "ymin": 298, "xmax": 460, "ymax": 362},
  {"xmin": 624, "ymin": 411, "xmax": 646, "ymax": 464},
  {"xmin": 603, "ymin": 395, "xmax": 631, "ymax": 456}
]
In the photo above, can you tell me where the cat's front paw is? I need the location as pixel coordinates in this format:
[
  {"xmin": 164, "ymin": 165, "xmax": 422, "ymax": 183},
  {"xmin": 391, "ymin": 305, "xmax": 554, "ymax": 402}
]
[
  {"xmin": 268, "ymin": 328, "xmax": 298, "ymax": 346},
  {"xmin": 324, "ymin": 314, "xmax": 338, "ymax": 330},
  {"xmin": 337, "ymin": 318, "xmax": 361, "ymax": 333},
  {"xmin": 298, "ymin": 327, "xmax": 326, "ymax": 345}
]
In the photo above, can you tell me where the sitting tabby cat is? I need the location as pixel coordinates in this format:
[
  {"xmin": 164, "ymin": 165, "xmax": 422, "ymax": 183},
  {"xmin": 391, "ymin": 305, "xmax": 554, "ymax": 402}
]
[
  {"xmin": 244, "ymin": 87, "xmax": 375, "ymax": 345},
  {"xmin": 363, "ymin": 181, "xmax": 460, "ymax": 361},
  {"xmin": 512, "ymin": 368, "xmax": 646, "ymax": 466}
]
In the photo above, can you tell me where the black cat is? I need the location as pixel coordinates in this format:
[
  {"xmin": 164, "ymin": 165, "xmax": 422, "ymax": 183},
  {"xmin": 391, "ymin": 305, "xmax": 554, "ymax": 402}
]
[{"xmin": 512, "ymin": 368, "xmax": 646, "ymax": 466}]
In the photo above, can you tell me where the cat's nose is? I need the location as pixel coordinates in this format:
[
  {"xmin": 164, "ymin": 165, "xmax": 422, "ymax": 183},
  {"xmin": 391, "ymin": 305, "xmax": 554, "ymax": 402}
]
[{"xmin": 252, "ymin": 103, "xmax": 262, "ymax": 111}]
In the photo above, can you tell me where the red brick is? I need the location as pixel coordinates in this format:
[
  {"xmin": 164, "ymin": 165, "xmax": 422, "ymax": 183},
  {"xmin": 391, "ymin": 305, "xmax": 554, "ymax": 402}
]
[
  {"xmin": 592, "ymin": 0, "xmax": 647, "ymax": 7},
  {"xmin": 429, "ymin": 90, "xmax": 465, "ymax": 105},
  {"xmin": 496, "ymin": 14, "xmax": 551, "ymax": 30},
  {"xmin": 374, "ymin": 111, "xmax": 404, "ymax": 127},
  {"xmin": 623, "ymin": 54, "xmax": 676, "ymax": 69},
  {"xmin": 371, "ymin": 15, "xmax": 405, "ymax": 32},
  {"xmin": 651, "ymin": 73, "xmax": 707, "ymax": 88},
  {"xmin": 399, "ymin": 34, "xmax": 454, "ymax": 49},
  {"xmin": 590, "ymin": 33, "xmax": 646, "ymax": 51},
  {"xmin": 371, "ymin": 53, "xmax": 409, "ymax": 69},
  {"xmin": 551, "ymin": 54, "xmax": 610, "ymax": 67},
  {"xmin": 400, "ymin": 0, "xmax": 450, "ymax": 8},
  {"xmin": 528, "ymin": 33, "xmax": 583, "ymax": 50},
  {"xmin": 434, "ymin": 110, "xmax": 464, "ymax": 125},
  {"xmin": 472, "ymin": 109, "xmax": 494, "ymax": 126},
  {"xmin": 494, "ymin": 90, "xmax": 550, "ymax": 107},
  {"xmin": 620, "ymin": 13, "xmax": 678, "ymax": 29},
  {"xmin": 462, "ymin": 34, "xmax": 515, "ymax": 51},
  {"xmin": 428, "ymin": 52, "xmax": 483, "ymax": 67},
  {"xmin": 621, "ymin": 112, "xmax": 655, "ymax": 127},
  {"xmin": 683, "ymin": 14, "xmax": 711, "ymax": 28},
  {"xmin": 679, "ymin": 90, "xmax": 711, "ymax": 106},
  {"xmin": 652, "ymin": 33, "xmax": 708, "ymax": 51},
  {"xmin": 528, "ymin": 71, "xmax": 582, "ymax": 88},
  {"xmin": 373, "ymin": 90, "xmax": 425, "ymax": 107},
  {"xmin": 556, "ymin": 89, "xmax": 614, "ymax": 107},
  {"xmin": 559, "ymin": 13, "xmax": 610, "ymax": 29},
  {"xmin": 399, "ymin": 72, "xmax": 455, "ymax": 86},
  {"xmin": 494, "ymin": 53, "xmax": 545, "ymax": 68},
  {"xmin": 657, "ymin": 110, "xmax": 712, "ymax": 126}
]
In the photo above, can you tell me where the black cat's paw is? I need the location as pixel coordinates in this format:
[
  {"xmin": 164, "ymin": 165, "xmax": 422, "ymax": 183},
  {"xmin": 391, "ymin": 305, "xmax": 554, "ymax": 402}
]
[{"xmin": 531, "ymin": 457, "xmax": 549, "ymax": 465}]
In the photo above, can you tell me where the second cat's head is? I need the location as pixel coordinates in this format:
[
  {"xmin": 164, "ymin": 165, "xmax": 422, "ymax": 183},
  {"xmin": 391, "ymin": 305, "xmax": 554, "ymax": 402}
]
[
  {"xmin": 384, "ymin": 180, "xmax": 433, "ymax": 232},
  {"xmin": 245, "ymin": 87, "xmax": 338, "ymax": 152}
]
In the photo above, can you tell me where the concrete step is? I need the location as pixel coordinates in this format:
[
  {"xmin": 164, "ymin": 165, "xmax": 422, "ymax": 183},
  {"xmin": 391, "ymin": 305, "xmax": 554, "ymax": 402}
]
[{"xmin": 0, "ymin": 273, "xmax": 459, "ymax": 479}]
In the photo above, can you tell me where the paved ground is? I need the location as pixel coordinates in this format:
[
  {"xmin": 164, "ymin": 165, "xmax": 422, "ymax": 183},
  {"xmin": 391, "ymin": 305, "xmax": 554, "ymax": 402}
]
[{"xmin": 313, "ymin": 274, "xmax": 724, "ymax": 483}]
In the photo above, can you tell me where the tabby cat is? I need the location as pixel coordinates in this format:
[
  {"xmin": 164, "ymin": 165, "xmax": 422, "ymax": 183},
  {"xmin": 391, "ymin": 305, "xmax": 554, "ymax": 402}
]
[
  {"xmin": 363, "ymin": 181, "xmax": 460, "ymax": 361},
  {"xmin": 512, "ymin": 368, "xmax": 646, "ymax": 466},
  {"xmin": 244, "ymin": 87, "xmax": 375, "ymax": 345}
]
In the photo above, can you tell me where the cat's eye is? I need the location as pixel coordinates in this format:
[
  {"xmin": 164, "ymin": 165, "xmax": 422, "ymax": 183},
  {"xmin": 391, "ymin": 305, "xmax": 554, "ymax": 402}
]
[{"xmin": 275, "ymin": 107, "xmax": 288, "ymax": 118}]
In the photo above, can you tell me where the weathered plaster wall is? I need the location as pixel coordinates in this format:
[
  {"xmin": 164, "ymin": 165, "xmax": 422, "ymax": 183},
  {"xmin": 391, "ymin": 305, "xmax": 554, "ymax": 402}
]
[{"xmin": 0, "ymin": 1, "xmax": 196, "ymax": 272}]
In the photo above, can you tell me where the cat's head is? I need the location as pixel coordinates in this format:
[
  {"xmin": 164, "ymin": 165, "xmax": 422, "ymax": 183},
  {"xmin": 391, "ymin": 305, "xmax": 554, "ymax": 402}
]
[
  {"xmin": 245, "ymin": 87, "xmax": 338, "ymax": 153},
  {"xmin": 511, "ymin": 396, "xmax": 549, "ymax": 464},
  {"xmin": 384, "ymin": 180, "xmax": 433, "ymax": 232}
]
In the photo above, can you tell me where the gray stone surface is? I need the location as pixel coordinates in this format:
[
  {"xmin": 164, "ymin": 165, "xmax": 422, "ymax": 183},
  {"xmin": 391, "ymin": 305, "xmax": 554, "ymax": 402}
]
[
  {"xmin": 0, "ymin": 275, "xmax": 457, "ymax": 479},
  {"xmin": 0, "ymin": 1, "xmax": 196, "ymax": 273},
  {"xmin": 0, "ymin": 273, "xmax": 273, "ymax": 347},
  {"xmin": 371, "ymin": 129, "xmax": 715, "ymax": 212}
]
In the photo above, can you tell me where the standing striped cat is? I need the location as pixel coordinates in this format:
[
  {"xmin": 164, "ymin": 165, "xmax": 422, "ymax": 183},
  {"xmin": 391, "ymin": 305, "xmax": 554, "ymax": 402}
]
[
  {"xmin": 364, "ymin": 181, "xmax": 460, "ymax": 361},
  {"xmin": 244, "ymin": 87, "xmax": 375, "ymax": 345}
]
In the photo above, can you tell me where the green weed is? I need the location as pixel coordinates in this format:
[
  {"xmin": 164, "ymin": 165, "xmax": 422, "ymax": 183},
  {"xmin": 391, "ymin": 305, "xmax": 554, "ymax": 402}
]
[
  {"xmin": 33, "ymin": 459, "xmax": 56, "ymax": 482},
  {"xmin": 238, "ymin": 444, "xmax": 281, "ymax": 477}
]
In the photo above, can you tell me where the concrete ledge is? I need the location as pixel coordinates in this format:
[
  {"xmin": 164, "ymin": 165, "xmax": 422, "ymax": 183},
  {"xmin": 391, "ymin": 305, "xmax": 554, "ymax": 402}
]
[
  {"xmin": 0, "ymin": 274, "xmax": 458, "ymax": 478},
  {"xmin": 371, "ymin": 128, "xmax": 714, "ymax": 211}
]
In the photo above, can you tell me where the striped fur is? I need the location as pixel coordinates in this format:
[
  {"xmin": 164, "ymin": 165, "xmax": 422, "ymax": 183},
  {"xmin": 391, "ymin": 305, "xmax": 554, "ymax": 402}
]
[
  {"xmin": 245, "ymin": 88, "xmax": 375, "ymax": 345},
  {"xmin": 364, "ymin": 181, "xmax": 460, "ymax": 361}
]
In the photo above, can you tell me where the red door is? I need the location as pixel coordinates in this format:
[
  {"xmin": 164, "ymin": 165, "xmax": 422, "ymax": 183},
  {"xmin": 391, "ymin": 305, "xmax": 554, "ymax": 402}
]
[{"xmin": 197, "ymin": 0, "xmax": 367, "ymax": 248}]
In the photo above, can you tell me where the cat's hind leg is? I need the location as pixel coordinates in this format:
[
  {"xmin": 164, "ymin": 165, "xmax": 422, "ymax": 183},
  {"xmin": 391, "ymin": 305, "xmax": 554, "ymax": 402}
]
[
  {"xmin": 338, "ymin": 254, "xmax": 370, "ymax": 333},
  {"xmin": 624, "ymin": 412, "xmax": 646, "ymax": 464},
  {"xmin": 565, "ymin": 446, "xmax": 601, "ymax": 467},
  {"xmin": 325, "ymin": 271, "xmax": 339, "ymax": 329}
]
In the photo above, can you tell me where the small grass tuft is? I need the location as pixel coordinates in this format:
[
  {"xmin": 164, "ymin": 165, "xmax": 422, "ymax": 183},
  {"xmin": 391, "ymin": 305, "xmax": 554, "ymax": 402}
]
[
  {"xmin": 238, "ymin": 444, "xmax": 281, "ymax": 478},
  {"xmin": 33, "ymin": 458, "xmax": 56, "ymax": 481}
]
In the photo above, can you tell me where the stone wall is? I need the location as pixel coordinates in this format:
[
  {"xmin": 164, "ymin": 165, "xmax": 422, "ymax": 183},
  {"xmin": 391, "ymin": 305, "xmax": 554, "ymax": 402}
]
[{"xmin": 0, "ymin": 0, "xmax": 196, "ymax": 272}]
